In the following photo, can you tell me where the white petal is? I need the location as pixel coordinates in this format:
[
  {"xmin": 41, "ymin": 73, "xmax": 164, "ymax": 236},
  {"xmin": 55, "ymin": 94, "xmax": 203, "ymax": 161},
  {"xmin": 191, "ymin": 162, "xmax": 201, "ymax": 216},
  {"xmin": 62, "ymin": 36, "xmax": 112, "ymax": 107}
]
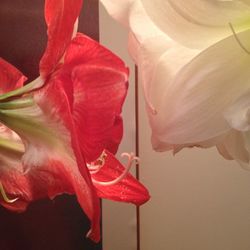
[
  {"xmin": 139, "ymin": 39, "xmax": 199, "ymax": 112},
  {"xmin": 224, "ymin": 90, "xmax": 250, "ymax": 131},
  {"xmin": 216, "ymin": 130, "xmax": 250, "ymax": 164},
  {"xmin": 126, "ymin": 0, "xmax": 201, "ymax": 113},
  {"xmin": 102, "ymin": 0, "xmax": 184, "ymax": 113},
  {"xmin": 150, "ymin": 29, "xmax": 250, "ymax": 146},
  {"xmin": 152, "ymin": 132, "xmax": 227, "ymax": 153},
  {"xmin": 141, "ymin": 0, "xmax": 250, "ymax": 49},
  {"xmin": 101, "ymin": 0, "xmax": 166, "ymax": 44},
  {"xmin": 101, "ymin": 0, "xmax": 250, "ymax": 160}
]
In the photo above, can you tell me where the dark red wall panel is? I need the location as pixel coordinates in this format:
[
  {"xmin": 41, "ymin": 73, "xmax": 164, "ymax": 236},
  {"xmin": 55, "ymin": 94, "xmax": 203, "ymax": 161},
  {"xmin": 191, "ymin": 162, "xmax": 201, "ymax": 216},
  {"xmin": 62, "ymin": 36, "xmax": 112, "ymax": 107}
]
[{"xmin": 0, "ymin": 1, "xmax": 102, "ymax": 249}]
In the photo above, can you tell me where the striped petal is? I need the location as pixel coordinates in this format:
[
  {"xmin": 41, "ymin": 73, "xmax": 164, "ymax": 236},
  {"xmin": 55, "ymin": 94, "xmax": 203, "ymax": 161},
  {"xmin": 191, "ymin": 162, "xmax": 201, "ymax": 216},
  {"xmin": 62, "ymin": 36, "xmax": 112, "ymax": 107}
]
[{"xmin": 62, "ymin": 34, "xmax": 128, "ymax": 162}]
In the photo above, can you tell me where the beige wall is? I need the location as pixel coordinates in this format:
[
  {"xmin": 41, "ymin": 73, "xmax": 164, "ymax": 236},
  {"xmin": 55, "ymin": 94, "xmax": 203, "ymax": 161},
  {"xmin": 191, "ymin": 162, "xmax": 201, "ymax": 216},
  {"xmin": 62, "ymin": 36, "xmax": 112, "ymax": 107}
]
[
  {"xmin": 100, "ymin": 3, "xmax": 250, "ymax": 250},
  {"xmin": 99, "ymin": 4, "xmax": 138, "ymax": 250},
  {"xmin": 139, "ymin": 87, "xmax": 250, "ymax": 250}
]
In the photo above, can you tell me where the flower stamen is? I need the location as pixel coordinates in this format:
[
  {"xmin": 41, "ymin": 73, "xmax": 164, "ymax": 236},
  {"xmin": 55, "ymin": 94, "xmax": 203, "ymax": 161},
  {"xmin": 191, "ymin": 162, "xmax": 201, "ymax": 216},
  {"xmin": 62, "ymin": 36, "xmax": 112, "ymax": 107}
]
[
  {"xmin": 87, "ymin": 151, "xmax": 107, "ymax": 174},
  {"xmin": 0, "ymin": 182, "xmax": 18, "ymax": 203},
  {"xmin": 229, "ymin": 22, "xmax": 250, "ymax": 55},
  {"xmin": 88, "ymin": 152, "xmax": 139, "ymax": 186}
]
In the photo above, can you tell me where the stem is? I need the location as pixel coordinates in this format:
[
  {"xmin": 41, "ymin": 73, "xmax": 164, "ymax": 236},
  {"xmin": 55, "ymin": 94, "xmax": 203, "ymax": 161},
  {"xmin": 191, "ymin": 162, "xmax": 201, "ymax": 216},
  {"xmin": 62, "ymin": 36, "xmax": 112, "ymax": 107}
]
[
  {"xmin": 0, "ymin": 76, "xmax": 43, "ymax": 101},
  {"xmin": 0, "ymin": 96, "xmax": 34, "ymax": 109}
]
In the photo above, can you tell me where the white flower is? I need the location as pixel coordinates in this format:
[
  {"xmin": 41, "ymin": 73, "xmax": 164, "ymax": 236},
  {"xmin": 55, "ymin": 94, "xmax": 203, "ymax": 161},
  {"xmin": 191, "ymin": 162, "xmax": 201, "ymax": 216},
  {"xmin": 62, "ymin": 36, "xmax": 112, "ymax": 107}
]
[{"xmin": 101, "ymin": 0, "xmax": 250, "ymax": 167}]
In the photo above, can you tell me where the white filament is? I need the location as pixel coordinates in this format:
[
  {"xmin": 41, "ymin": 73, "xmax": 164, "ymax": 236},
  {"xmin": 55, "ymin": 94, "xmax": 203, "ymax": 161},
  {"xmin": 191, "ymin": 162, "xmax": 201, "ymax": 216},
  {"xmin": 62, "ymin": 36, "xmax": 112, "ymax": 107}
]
[
  {"xmin": 88, "ymin": 152, "xmax": 139, "ymax": 186},
  {"xmin": 229, "ymin": 22, "xmax": 250, "ymax": 55},
  {"xmin": 0, "ymin": 182, "xmax": 18, "ymax": 203}
]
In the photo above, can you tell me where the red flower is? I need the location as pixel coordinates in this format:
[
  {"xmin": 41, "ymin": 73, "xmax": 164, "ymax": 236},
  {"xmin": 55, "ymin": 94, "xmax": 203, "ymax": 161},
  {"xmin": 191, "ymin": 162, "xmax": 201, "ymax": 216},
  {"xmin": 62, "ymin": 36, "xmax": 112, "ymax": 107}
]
[{"xmin": 0, "ymin": 0, "xmax": 149, "ymax": 242}]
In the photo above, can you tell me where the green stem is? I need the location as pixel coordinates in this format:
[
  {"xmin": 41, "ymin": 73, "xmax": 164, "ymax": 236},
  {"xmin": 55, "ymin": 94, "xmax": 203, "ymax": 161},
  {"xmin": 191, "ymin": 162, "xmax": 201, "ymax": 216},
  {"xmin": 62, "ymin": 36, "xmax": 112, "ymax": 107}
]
[
  {"xmin": 0, "ymin": 77, "xmax": 43, "ymax": 101},
  {"xmin": 0, "ymin": 137, "xmax": 24, "ymax": 155},
  {"xmin": 0, "ymin": 96, "xmax": 34, "ymax": 109}
]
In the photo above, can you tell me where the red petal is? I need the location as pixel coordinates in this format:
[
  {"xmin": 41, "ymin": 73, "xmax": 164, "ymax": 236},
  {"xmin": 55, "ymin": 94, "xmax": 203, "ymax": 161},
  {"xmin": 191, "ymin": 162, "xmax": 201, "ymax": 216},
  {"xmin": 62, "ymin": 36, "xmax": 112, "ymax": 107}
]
[
  {"xmin": 63, "ymin": 34, "xmax": 129, "ymax": 162},
  {"xmin": 0, "ymin": 158, "xmax": 100, "ymax": 240},
  {"xmin": 0, "ymin": 58, "xmax": 26, "ymax": 93},
  {"xmin": 39, "ymin": 0, "xmax": 83, "ymax": 78},
  {"xmin": 0, "ymin": 158, "xmax": 100, "ymax": 241},
  {"xmin": 36, "ymin": 78, "xmax": 101, "ymax": 242},
  {"xmin": 91, "ymin": 150, "xmax": 150, "ymax": 206},
  {"xmin": 0, "ymin": 77, "xmax": 100, "ymax": 242}
]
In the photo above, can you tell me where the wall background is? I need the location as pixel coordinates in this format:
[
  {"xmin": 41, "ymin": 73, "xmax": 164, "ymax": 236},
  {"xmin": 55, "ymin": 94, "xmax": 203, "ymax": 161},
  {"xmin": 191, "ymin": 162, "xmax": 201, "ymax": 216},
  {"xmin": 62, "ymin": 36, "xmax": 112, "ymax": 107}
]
[
  {"xmin": 100, "ymin": 4, "xmax": 138, "ymax": 250},
  {"xmin": 100, "ymin": 2, "xmax": 250, "ymax": 250},
  {"xmin": 139, "ymin": 94, "xmax": 250, "ymax": 250}
]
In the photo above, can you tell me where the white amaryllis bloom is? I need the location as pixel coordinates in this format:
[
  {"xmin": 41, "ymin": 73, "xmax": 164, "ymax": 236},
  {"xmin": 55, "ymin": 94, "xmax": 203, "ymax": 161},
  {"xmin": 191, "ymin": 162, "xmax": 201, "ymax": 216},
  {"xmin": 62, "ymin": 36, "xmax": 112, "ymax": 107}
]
[{"xmin": 101, "ymin": 0, "xmax": 250, "ymax": 167}]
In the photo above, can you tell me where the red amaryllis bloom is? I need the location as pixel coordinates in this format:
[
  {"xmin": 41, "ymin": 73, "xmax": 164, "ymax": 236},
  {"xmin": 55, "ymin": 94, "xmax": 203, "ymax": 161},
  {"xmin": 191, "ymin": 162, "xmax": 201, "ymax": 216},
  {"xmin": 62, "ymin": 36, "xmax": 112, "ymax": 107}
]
[{"xmin": 0, "ymin": 0, "xmax": 150, "ymax": 243}]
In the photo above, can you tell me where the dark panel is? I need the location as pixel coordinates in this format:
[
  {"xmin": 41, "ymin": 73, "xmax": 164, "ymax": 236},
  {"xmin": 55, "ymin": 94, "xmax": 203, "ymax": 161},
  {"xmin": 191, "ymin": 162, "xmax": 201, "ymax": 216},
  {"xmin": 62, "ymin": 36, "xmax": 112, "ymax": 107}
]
[
  {"xmin": 0, "ymin": 0, "xmax": 102, "ymax": 249},
  {"xmin": 0, "ymin": 0, "xmax": 47, "ymax": 80},
  {"xmin": 0, "ymin": 0, "xmax": 100, "ymax": 78},
  {"xmin": 79, "ymin": 0, "xmax": 99, "ymax": 41},
  {"xmin": 0, "ymin": 196, "xmax": 101, "ymax": 250}
]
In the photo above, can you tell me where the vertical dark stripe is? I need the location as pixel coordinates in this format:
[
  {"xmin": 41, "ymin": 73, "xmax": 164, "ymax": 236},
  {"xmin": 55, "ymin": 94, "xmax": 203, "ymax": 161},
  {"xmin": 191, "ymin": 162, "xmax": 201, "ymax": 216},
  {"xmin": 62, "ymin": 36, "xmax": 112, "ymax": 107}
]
[
  {"xmin": 135, "ymin": 66, "xmax": 141, "ymax": 250},
  {"xmin": 78, "ymin": 0, "xmax": 99, "ymax": 42},
  {"xmin": 0, "ymin": 0, "xmax": 47, "ymax": 80}
]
